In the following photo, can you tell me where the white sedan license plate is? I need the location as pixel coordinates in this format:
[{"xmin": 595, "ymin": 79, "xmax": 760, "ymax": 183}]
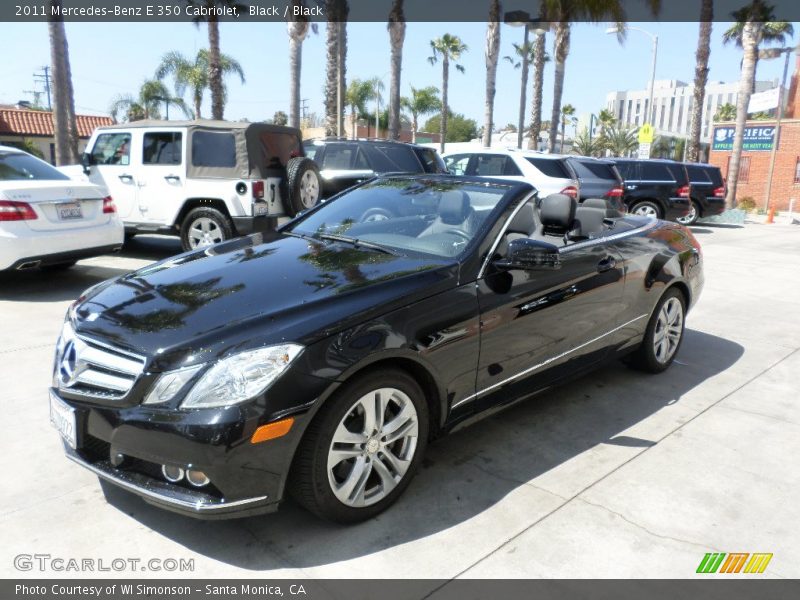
[
  {"xmin": 57, "ymin": 202, "xmax": 83, "ymax": 220},
  {"xmin": 49, "ymin": 392, "xmax": 77, "ymax": 449}
]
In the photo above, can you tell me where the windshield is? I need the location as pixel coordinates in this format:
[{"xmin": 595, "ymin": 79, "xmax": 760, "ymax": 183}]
[
  {"xmin": 0, "ymin": 151, "xmax": 70, "ymax": 181},
  {"xmin": 288, "ymin": 178, "xmax": 515, "ymax": 259}
]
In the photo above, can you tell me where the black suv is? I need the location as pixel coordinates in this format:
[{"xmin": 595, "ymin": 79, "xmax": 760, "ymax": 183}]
[
  {"xmin": 304, "ymin": 139, "xmax": 448, "ymax": 198},
  {"xmin": 678, "ymin": 162, "xmax": 727, "ymax": 225},
  {"xmin": 611, "ymin": 159, "xmax": 692, "ymax": 222},
  {"xmin": 562, "ymin": 156, "xmax": 626, "ymax": 213}
]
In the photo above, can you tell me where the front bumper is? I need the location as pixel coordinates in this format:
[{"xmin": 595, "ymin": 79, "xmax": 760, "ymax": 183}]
[
  {"xmin": 663, "ymin": 198, "xmax": 691, "ymax": 222},
  {"xmin": 701, "ymin": 197, "xmax": 726, "ymax": 217}
]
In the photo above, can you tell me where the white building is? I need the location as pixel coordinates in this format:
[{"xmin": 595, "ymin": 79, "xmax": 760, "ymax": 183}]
[{"xmin": 605, "ymin": 79, "xmax": 777, "ymax": 140}]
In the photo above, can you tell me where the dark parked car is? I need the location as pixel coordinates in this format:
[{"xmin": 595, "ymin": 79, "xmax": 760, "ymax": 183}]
[
  {"xmin": 51, "ymin": 175, "xmax": 704, "ymax": 523},
  {"xmin": 303, "ymin": 138, "xmax": 447, "ymax": 198},
  {"xmin": 563, "ymin": 156, "xmax": 626, "ymax": 213},
  {"xmin": 678, "ymin": 162, "xmax": 727, "ymax": 226},
  {"xmin": 611, "ymin": 158, "xmax": 692, "ymax": 222}
]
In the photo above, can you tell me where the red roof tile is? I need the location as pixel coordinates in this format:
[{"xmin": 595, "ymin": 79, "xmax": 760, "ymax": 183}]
[{"xmin": 0, "ymin": 107, "xmax": 113, "ymax": 138}]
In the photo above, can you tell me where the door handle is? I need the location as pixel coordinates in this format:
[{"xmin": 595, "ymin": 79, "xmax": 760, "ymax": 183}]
[
  {"xmin": 597, "ymin": 256, "xmax": 617, "ymax": 273},
  {"xmin": 118, "ymin": 174, "xmax": 133, "ymax": 183},
  {"xmin": 164, "ymin": 175, "xmax": 180, "ymax": 182}
]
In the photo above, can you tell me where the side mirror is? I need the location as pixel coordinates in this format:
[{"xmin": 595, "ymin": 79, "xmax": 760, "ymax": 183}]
[
  {"xmin": 80, "ymin": 152, "xmax": 94, "ymax": 174},
  {"xmin": 494, "ymin": 238, "xmax": 561, "ymax": 270}
]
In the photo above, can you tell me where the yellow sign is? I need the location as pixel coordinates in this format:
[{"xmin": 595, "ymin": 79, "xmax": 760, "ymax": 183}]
[{"xmin": 638, "ymin": 123, "xmax": 655, "ymax": 144}]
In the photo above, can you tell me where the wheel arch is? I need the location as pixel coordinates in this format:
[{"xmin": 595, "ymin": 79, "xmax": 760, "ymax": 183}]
[{"xmin": 174, "ymin": 198, "xmax": 232, "ymax": 229}]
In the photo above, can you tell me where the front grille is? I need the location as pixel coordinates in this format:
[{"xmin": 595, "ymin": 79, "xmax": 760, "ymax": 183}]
[{"xmin": 55, "ymin": 323, "xmax": 145, "ymax": 400}]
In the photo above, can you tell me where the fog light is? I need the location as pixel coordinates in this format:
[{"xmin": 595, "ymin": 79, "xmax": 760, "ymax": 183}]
[
  {"xmin": 185, "ymin": 469, "xmax": 210, "ymax": 487},
  {"xmin": 162, "ymin": 465, "xmax": 185, "ymax": 483}
]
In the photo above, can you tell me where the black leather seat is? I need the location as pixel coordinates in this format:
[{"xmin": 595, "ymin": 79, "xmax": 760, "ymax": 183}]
[
  {"xmin": 570, "ymin": 206, "xmax": 608, "ymax": 240},
  {"xmin": 532, "ymin": 193, "xmax": 576, "ymax": 244},
  {"xmin": 583, "ymin": 197, "xmax": 624, "ymax": 218}
]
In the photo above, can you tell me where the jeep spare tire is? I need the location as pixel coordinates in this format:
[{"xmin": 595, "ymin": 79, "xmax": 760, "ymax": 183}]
[{"xmin": 286, "ymin": 157, "xmax": 322, "ymax": 216}]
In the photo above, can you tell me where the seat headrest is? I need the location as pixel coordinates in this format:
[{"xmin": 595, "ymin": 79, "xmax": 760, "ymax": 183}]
[
  {"xmin": 582, "ymin": 198, "xmax": 608, "ymax": 210},
  {"xmin": 439, "ymin": 190, "xmax": 471, "ymax": 225},
  {"xmin": 571, "ymin": 206, "xmax": 608, "ymax": 240},
  {"xmin": 540, "ymin": 193, "xmax": 576, "ymax": 231},
  {"xmin": 507, "ymin": 202, "xmax": 536, "ymax": 235}
]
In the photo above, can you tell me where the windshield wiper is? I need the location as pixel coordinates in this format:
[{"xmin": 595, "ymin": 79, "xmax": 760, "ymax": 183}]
[
  {"xmin": 317, "ymin": 233, "xmax": 399, "ymax": 255},
  {"xmin": 283, "ymin": 231, "xmax": 318, "ymax": 243}
]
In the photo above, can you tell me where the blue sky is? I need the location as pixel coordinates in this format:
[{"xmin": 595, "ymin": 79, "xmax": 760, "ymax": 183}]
[{"xmin": 1, "ymin": 20, "xmax": 797, "ymax": 128}]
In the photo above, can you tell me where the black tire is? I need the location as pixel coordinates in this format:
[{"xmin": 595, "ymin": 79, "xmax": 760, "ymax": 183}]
[
  {"xmin": 677, "ymin": 200, "xmax": 701, "ymax": 226},
  {"xmin": 627, "ymin": 287, "xmax": 686, "ymax": 373},
  {"xmin": 288, "ymin": 368, "xmax": 429, "ymax": 523},
  {"xmin": 41, "ymin": 260, "xmax": 77, "ymax": 271},
  {"xmin": 285, "ymin": 157, "xmax": 322, "ymax": 217},
  {"xmin": 630, "ymin": 200, "xmax": 662, "ymax": 219},
  {"xmin": 179, "ymin": 207, "xmax": 234, "ymax": 252}
]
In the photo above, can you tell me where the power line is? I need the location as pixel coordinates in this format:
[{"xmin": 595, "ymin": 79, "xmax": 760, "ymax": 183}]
[{"xmin": 32, "ymin": 66, "xmax": 51, "ymax": 110}]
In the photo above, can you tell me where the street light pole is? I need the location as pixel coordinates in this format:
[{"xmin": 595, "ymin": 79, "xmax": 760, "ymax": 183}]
[
  {"xmin": 606, "ymin": 26, "xmax": 658, "ymax": 125},
  {"xmin": 762, "ymin": 46, "xmax": 794, "ymax": 213}
]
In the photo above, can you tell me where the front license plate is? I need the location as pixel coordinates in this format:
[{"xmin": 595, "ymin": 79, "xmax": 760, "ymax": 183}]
[
  {"xmin": 57, "ymin": 202, "xmax": 83, "ymax": 220},
  {"xmin": 253, "ymin": 202, "xmax": 268, "ymax": 217},
  {"xmin": 49, "ymin": 392, "xmax": 77, "ymax": 449}
]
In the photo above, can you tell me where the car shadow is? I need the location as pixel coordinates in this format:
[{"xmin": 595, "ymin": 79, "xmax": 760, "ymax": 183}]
[
  {"xmin": 121, "ymin": 235, "xmax": 183, "ymax": 261},
  {"xmin": 100, "ymin": 328, "xmax": 744, "ymax": 571}
]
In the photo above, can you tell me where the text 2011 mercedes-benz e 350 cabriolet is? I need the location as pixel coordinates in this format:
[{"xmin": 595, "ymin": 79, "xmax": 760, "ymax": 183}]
[{"xmin": 50, "ymin": 175, "xmax": 703, "ymax": 523}]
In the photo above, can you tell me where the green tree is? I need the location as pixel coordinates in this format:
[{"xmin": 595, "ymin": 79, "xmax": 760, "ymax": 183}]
[
  {"xmin": 287, "ymin": 0, "xmax": 317, "ymax": 128},
  {"xmin": 156, "ymin": 48, "xmax": 244, "ymax": 119},
  {"xmin": 387, "ymin": 0, "xmax": 406, "ymax": 140},
  {"xmin": 571, "ymin": 127, "xmax": 604, "ymax": 157},
  {"xmin": 47, "ymin": 0, "xmax": 79, "ymax": 165},
  {"xmin": 482, "ymin": 0, "xmax": 502, "ymax": 147},
  {"xmin": 345, "ymin": 78, "xmax": 373, "ymax": 139},
  {"xmin": 365, "ymin": 76, "xmax": 385, "ymax": 137},
  {"xmin": 687, "ymin": 0, "xmax": 714, "ymax": 162},
  {"xmin": 527, "ymin": 28, "xmax": 547, "ymax": 150},
  {"xmin": 714, "ymin": 102, "xmax": 737, "ymax": 121},
  {"xmin": 560, "ymin": 103, "xmax": 576, "ymax": 152},
  {"xmin": 506, "ymin": 38, "xmax": 550, "ymax": 148},
  {"xmin": 401, "ymin": 85, "xmax": 441, "ymax": 143},
  {"xmin": 423, "ymin": 112, "xmax": 478, "ymax": 143},
  {"xmin": 603, "ymin": 123, "xmax": 639, "ymax": 157},
  {"xmin": 325, "ymin": 0, "xmax": 349, "ymax": 136},
  {"xmin": 110, "ymin": 79, "xmax": 190, "ymax": 122},
  {"xmin": 272, "ymin": 110, "xmax": 288, "ymax": 125},
  {"xmin": 429, "ymin": 34, "xmax": 468, "ymax": 152}
]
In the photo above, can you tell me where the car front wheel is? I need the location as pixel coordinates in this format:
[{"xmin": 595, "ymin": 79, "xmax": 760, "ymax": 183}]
[{"xmin": 289, "ymin": 369, "xmax": 429, "ymax": 523}]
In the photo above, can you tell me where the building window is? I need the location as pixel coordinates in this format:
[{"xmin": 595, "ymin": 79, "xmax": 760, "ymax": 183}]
[
  {"xmin": 727, "ymin": 156, "xmax": 751, "ymax": 183},
  {"xmin": 794, "ymin": 157, "xmax": 800, "ymax": 184}
]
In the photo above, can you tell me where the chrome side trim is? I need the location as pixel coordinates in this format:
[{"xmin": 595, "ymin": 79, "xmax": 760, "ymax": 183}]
[
  {"xmin": 65, "ymin": 451, "xmax": 268, "ymax": 512},
  {"xmin": 559, "ymin": 217, "xmax": 658, "ymax": 254},
  {"xmin": 452, "ymin": 313, "xmax": 649, "ymax": 410}
]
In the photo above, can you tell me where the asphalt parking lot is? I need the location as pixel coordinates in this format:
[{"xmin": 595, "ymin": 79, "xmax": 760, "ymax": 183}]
[{"xmin": 1, "ymin": 222, "xmax": 798, "ymax": 580}]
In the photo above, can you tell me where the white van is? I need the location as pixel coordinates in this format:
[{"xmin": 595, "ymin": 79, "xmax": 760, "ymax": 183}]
[{"xmin": 71, "ymin": 120, "xmax": 321, "ymax": 251}]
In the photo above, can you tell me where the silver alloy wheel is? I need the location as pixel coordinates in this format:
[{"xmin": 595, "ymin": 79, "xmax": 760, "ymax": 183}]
[
  {"xmin": 634, "ymin": 203, "xmax": 659, "ymax": 218},
  {"xmin": 653, "ymin": 297, "xmax": 683, "ymax": 364},
  {"xmin": 299, "ymin": 170, "xmax": 320, "ymax": 209},
  {"xmin": 327, "ymin": 387, "xmax": 419, "ymax": 508},
  {"xmin": 188, "ymin": 217, "xmax": 225, "ymax": 249},
  {"xmin": 676, "ymin": 203, "xmax": 697, "ymax": 225}
]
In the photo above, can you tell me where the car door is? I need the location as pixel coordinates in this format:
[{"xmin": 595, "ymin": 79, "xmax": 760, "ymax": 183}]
[
  {"xmin": 135, "ymin": 130, "xmax": 185, "ymax": 224},
  {"xmin": 469, "ymin": 153, "xmax": 525, "ymax": 183},
  {"xmin": 86, "ymin": 130, "xmax": 138, "ymax": 221},
  {"xmin": 466, "ymin": 205, "xmax": 625, "ymax": 416},
  {"xmin": 443, "ymin": 153, "xmax": 472, "ymax": 176}
]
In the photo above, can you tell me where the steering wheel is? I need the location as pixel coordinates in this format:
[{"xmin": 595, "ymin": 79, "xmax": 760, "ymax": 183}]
[{"xmin": 443, "ymin": 229, "xmax": 471, "ymax": 243}]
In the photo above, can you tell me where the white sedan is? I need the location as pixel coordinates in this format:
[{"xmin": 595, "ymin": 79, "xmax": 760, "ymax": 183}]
[{"xmin": 0, "ymin": 145, "xmax": 123, "ymax": 271}]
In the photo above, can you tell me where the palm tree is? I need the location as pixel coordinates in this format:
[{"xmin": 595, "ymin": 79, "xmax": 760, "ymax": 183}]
[
  {"xmin": 560, "ymin": 103, "xmax": 576, "ymax": 152},
  {"xmin": 400, "ymin": 85, "xmax": 441, "ymax": 143},
  {"xmin": 187, "ymin": 1, "xmax": 248, "ymax": 120},
  {"xmin": 543, "ymin": 0, "xmax": 661, "ymax": 153},
  {"xmin": 482, "ymin": 0, "xmax": 502, "ymax": 147},
  {"xmin": 506, "ymin": 39, "xmax": 550, "ymax": 149},
  {"xmin": 714, "ymin": 103, "xmax": 737, "ymax": 121},
  {"xmin": 597, "ymin": 108, "xmax": 616, "ymax": 135},
  {"xmin": 287, "ymin": 0, "xmax": 316, "ymax": 128},
  {"xmin": 325, "ymin": 0, "xmax": 349, "ymax": 136},
  {"xmin": 526, "ymin": 29, "xmax": 547, "ymax": 149},
  {"xmin": 723, "ymin": 3, "xmax": 793, "ymax": 93},
  {"xmin": 365, "ymin": 77, "xmax": 386, "ymax": 137},
  {"xmin": 429, "ymin": 34, "xmax": 468, "ymax": 153},
  {"xmin": 156, "ymin": 49, "xmax": 244, "ymax": 119},
  {"xmin": 48, "ymin": 0, "xmax": 80, "ymax": 165},
  {"xmin": 387, "ymin": 0, "xmax": 406, "ymax": 140},
  {"xmin": 571, "ymin": 127, "xmax": 604, "ymax": 157},
  {"xmin": 345, "ymin": 79, "xmax": 372, "ymax": 139},
  {"xmin": 687, "ymin": 0, "xmax": 714, "ymax": 163},
  {"xmin": 110, "ymin": 80, "xmax": 189, "ymax": 122},
  {"xmin": 604, "ymin": 123, "xmax": 639, "ymax": 157}
]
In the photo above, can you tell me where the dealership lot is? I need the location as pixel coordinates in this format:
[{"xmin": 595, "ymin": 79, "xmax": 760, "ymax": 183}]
[{"xmin": 1, "ymin": 223, "xmax": 798, "ymax": 580}]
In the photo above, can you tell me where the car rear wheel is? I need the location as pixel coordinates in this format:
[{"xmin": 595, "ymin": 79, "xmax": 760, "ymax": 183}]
[
  {"xmin": 180, "ymin": 207, "xmax": 233, "ymax": 252},
  {"xmin": 289, "ymin": 369, "xmax": 429, "ymax": 523},
  {"xmin": 676, "ymin": 201, "xmax": 700, "ymax": 226},
  {"xmin": 286, "ymin": 157, "xmax": 322, "ymax": 216},
  {"xmin": 630, "ymin": 201, "xmax": 662, "ymax": 219},
  {"xmin": 628, "ymin": 287, "xmax": 686, "ymax": 373}
]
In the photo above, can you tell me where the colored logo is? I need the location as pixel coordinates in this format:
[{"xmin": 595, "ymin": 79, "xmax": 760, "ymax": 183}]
[{"xmin": 696, "ymin": 553, "xmax": 773, "ymax": 574}]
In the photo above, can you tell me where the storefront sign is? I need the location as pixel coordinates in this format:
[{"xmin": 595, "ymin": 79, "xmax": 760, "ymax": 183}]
[{"xmin": 712, "ymin": 125, "xmax": 775, "ymax": 151}]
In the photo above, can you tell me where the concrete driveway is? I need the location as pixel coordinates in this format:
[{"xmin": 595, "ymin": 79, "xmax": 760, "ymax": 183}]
[{"xmin": 1, "ymin": 223, "xmax": 798, "ymax": 579}]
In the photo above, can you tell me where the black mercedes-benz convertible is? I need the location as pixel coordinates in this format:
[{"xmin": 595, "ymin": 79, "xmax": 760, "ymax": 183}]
[{"xmin": 50, "ymin": 175, "xmax": 703, "ymax": 523}]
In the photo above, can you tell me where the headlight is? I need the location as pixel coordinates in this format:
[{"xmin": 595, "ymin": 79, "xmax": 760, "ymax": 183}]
[
  {"xmin": 143, "ymin": 365, "xmax": 203, "ymax": 405},
  {"xmin": 179, "ymin": 344, "xmax": 304, "ymax": 409}
]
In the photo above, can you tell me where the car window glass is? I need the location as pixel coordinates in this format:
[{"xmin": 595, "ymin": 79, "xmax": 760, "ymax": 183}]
[
  {"xmin": 686, "ymin": 165, "xmax": 710, "ymax": 183},
  {"xmin": 665, "ymin": 164, "xmax": 688, "ymax": 184},
  {"xmin": 363, "ymin": 145, "xmax": 422, "ymax": 172},
  {"xmin": 504, "ymin": 158, "xmax": 523, "ymax": 176},
  {"xmin": 143, "ymin": 132, "xmax": 182, "ymax": 165},
  {"xmin": 525, "ymin": 157, "xmax": 571, "ymax": 179},
  {"xmin": 192, "ymin": 131, "xmax": 236, "ymax": 167},
  {"xmin": 92, "ymin": 133, "xmax": 131, "ymax": 166},
  {"xmin": 303, "ymin": 143, "xmax": 319, "ymax": 161},
  {"xmin": 0, "ymin": 151, "xmax": 70, "ymax": 180},
  {"xmin": 614, "ymin": 161, "xmax": 637, "ymax": 180},
  {"xmin": 321, "ymin": 145, "xmax": 358, "ymax": 170},
  {"xmin": 705, "ymin": 166, "xmax": 724, "ymax": 187},
  {"xmin": 444, "ymin": 154, "xmax": 470, "ymax": 175},
  {"xmin": 571, "ymin": 159, "xmax": 616, "ymax": 180},
  {"xmin": 474, "ymin": 155, "xmax": 510, "ymax": 176},
  {"xmin": 640, "ymin": 162, "xmax": 674, "ymax": 181},
  {"xmin": 353, "ymin": 148, "xmax": 370, "ymax": 170},
  {"xmin": 417, "ymin": 148, "xmax": 447, "ymax": 173}
]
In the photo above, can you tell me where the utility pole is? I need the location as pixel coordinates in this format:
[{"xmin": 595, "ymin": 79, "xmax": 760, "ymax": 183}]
[
  {"xmin": 23, "ymin": 90, "xmax": 43, "ymax": 108},
  {"xmin": 33, "ymin": 66, "xmax": 52, "ymax": 110},
  {"xmin": 301, "ymin": 98, "xmax": 309, "ymax": 125}
]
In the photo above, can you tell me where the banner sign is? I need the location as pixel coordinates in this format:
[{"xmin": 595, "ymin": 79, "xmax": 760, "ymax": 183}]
[
  {"xmin": 712, "ymin": 125, "xmax": 775, "ymax": 151},
  {"xmin": 748, "ymin": 87, "xmax": 780, "ymax": 113}
]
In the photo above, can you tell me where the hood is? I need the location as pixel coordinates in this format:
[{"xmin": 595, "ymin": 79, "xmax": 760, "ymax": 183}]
[{"xmin": 71, "ymin": 233, "xmax": 457, "ymax": 371}]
